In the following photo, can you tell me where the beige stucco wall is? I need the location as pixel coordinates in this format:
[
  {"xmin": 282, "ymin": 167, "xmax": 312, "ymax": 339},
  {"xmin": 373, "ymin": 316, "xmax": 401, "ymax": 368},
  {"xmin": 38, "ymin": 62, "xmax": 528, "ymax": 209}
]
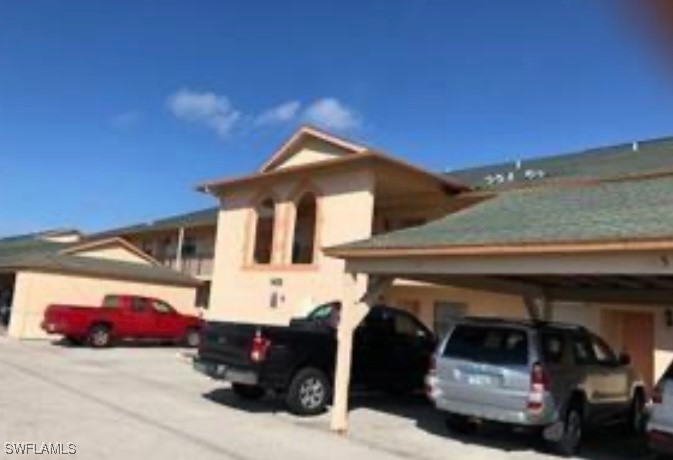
[
  {"xmin": 207, "ymin": 168, "xmax": 375, "ymax": 325},
  {"xmin": 8, "ymin": 270, "xmax": 198, "ymax": 340},
  {"xmin": 275, "ymin": 138, "xmax": 349, "ymax": 170},
  {"xmin": 384, "ymin": 282, "xmax": 528, "ymax": 329}
]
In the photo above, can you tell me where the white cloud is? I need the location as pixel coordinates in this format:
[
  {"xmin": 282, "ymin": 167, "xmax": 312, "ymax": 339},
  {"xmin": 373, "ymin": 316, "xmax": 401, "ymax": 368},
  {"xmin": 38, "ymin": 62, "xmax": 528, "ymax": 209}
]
[
  {"xmin": 302, "ymin": 98, "xmax": 361, "ymax": 131},
  {"xmin": 254, "ymin": 100, "xmax": 301, "ymax": 126},
  {"xmin": 167, "ymin": 90, "xmax": 362, "ymax": 139},
  {"xmin": 110, "ymin": 110, "xmax": 141, "ymax": 129},
  {"xmin": 167, "ymin": 89, "xmax": 241, "ymax": 137}
]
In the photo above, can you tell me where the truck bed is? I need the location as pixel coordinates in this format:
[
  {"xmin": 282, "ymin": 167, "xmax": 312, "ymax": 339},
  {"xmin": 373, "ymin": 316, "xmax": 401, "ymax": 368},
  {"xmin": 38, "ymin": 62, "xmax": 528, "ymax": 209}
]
[{"xmin": 197, "ymin": 319, "xmax": 336, "ymax": 389}]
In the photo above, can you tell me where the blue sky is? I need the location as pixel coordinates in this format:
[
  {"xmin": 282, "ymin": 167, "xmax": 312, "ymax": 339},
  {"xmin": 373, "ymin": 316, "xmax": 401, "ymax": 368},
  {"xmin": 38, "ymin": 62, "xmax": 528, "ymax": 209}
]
[{"xmin": 1, "ymin": 1, "xmax": 673, "ymax": 235}]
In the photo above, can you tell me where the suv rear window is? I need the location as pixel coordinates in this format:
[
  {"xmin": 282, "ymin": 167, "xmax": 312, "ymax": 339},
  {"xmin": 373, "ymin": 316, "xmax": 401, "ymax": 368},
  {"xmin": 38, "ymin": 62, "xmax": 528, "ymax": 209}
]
[{"xmin": 443, "ymin": 324, "xmax": 529, "ymax": 365}]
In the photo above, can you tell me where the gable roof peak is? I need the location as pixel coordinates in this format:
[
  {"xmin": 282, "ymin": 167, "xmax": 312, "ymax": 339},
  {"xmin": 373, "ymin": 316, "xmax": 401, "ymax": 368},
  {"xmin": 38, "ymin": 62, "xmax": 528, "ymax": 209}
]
[{"xmin": 259, "ymin": 125, "xmax": 368, "ymax": 173}]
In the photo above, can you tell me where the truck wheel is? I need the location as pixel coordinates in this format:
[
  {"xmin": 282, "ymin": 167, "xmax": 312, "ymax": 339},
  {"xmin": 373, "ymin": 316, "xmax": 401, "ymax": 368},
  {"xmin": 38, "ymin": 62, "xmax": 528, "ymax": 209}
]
[
  {"xmin": 286, "ymin": 367, "xmax": 331, "ymax": 416},
  {"xmin": 628, "ymin": 389, "xmax": 646, "ymax": 434},
  {"xmin": 183, "ymin": 328, "xmax": 200, "ymax": 348},
  {"xmin": 549, "ymin": 404, "xmax": 583, "ymax": 457},
  {"xmin": 87, "ymin": 324, "xmax": 112, "ymax": 348},
  {"xmin": 232, "ymin": 383, "xmax": 265, "ymax": 400}
]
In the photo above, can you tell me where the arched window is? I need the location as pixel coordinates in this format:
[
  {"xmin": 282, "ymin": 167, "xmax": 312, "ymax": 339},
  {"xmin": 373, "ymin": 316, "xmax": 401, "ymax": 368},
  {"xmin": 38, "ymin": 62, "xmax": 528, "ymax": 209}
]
[
  {"xmin": 253, "ymin": 198, "xmax": 275, "ymax": 264},
  {"xmin": 292, "ymin": 193, "xmax": 317, "ymax": 264}
]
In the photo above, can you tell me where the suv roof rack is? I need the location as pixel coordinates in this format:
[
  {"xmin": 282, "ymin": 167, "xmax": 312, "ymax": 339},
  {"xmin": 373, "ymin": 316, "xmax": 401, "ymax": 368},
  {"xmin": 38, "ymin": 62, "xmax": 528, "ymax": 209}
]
[{"xmin": 458, "ymin": 316, "xmax": 588, "ymax": 331}]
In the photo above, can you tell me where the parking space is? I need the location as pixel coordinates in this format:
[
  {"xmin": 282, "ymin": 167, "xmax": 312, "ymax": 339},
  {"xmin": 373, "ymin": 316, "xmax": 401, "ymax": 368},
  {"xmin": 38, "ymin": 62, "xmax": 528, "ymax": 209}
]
[{"xmin": 0, "ymin": 338, "xmax": 651, "ymax": 460}]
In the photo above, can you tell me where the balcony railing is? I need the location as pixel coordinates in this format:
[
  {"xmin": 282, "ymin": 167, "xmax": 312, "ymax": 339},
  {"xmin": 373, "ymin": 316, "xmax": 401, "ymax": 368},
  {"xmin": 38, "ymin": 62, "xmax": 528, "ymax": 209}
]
[{"xmin": 160, "ymin": 256, "xmax": 213, "ymax": 277}]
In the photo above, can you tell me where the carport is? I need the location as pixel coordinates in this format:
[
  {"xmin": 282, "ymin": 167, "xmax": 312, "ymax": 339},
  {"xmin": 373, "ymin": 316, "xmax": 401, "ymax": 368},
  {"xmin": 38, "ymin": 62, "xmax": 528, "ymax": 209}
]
[{"xmin": 324, "ymin": 174, "xmax": 673, "ymax": 432}]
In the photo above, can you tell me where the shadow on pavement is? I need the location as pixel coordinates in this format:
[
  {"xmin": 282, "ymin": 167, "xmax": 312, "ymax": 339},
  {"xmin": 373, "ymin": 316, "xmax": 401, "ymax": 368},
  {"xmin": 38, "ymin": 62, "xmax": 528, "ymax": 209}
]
[
  {"xmin": 348, "ymin": 393, "xmax": 651, "ymax": 460},
  {"xmin": 200, "ymin": 387, "xmax": 650, "ymax": 459},
  {"xmin": 202, "ymin": 387, "xmax": 286, "ymax": 414}
]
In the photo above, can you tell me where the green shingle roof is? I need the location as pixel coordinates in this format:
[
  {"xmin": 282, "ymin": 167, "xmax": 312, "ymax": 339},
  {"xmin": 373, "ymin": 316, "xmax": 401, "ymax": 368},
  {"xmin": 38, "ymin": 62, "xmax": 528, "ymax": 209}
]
[
  {"xmin": 335, "ymin": 175, "xmax": 673, "ymax": 252},
  {"xmin": 92, "ymin": 207, "xmax": 218, "ymax": 238},
  {"xmin": 447, "ymin": 136, "xmax": 673, "ymax": 190},
  {"xmin": 0, "ymin": 236, "xmax": 200, "ymax": 286}
]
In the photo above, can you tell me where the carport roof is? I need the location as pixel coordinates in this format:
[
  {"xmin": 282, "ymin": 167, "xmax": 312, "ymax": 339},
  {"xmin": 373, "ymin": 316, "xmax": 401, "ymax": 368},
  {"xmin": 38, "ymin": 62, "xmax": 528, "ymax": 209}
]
[
  {"xmin": 327, "ymin": 174, "xmax": 673, "ymax": 257},
  {"xmin": 0, "ymin": 236, "xmax": 200, "ymax": 287}
]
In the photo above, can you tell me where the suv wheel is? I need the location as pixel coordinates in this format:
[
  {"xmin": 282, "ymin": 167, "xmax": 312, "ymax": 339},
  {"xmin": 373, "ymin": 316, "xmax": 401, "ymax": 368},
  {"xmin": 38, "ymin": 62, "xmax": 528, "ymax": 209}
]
[
  {"xmin": 286, "ymin": 367, "xmax": 330, "ymax": 416},
  {"xmin": 551, "ymin": 404, "xmax": 583, "ymax": 457},
  {"xmin": 628, "ymin": 390, "xmax": 646, "ymax": 434},
  {"xmin": 87, "ymin": 324, "xmax": 112, "ymax": 348}
]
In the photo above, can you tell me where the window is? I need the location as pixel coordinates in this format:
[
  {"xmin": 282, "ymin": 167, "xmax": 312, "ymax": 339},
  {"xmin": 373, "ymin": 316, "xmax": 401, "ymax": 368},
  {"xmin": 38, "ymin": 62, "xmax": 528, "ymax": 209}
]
[
  {"xmin": 291, "ymin": 193, "xmax": 317, "ymax": 264},
  {"xmin": 433, "ymin": 302, "xmax": 467, "ymax": 338},
  {"xmin": 152, "ymin": 300, "xmax": 174, "ymax": 315},
  {"xmin": 253, "ymin": 198, "xmax": 276, "ymax": 264},
  {"xmin": 394, "ymin": 313, "xmax": 426, "ymax": 338},
  {"xmin": 590, "ymin": 334, "xmax": 617, "ymax": 365},
  {"xmin": 541, "ymin": 331, "xmax": 566, "ymax": 365},
  {"xmin": 572, "ymin": 333, "xmax": 595, "ymax": 365},
  {"xmin": 306, "ymin": 301, "xmax": 341, "ymax": 327},
  {"xmin": 307, "ymin": 302, "xmax": 341, "ymax": 321},
  {"xmin": 131, "ymin": 297, "xmax": 148, "ymax": 313},
  {"xmin": 181, "ymin": 237, "xmax": 197, "ymax": 258},
  {"xmin": 443, "ymin": 325, "xmax": 529, "ymax": 366},
  {"xmin": 102, "ymin": 296, "xmax": 120, "ymax": 308}
]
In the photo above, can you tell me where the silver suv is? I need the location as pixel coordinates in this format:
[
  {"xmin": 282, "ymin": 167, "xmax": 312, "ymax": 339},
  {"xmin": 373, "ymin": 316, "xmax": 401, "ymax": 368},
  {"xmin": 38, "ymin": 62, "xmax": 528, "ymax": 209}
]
[{"xmin": 426, "ymin": 318, "xmax": 646, "ymax": 456}]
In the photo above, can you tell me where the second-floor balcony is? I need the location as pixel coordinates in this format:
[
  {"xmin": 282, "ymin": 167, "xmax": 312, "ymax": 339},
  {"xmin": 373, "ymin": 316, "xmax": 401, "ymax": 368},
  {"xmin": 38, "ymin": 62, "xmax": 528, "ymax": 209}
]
[{"xmin": 160, "ymin": 255, "xmax": 214, "ymax": 278}]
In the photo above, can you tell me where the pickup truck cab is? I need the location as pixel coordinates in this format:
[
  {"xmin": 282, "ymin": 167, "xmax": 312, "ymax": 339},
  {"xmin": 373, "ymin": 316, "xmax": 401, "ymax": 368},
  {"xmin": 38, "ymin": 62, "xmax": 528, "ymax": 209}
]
[
  {"xmin": 42, "ymin": 294, "xmax": 201, "ymax": 348},
  {"xmin": 194, "ymin": 302, "xmax": 436, "ymax": 415}
]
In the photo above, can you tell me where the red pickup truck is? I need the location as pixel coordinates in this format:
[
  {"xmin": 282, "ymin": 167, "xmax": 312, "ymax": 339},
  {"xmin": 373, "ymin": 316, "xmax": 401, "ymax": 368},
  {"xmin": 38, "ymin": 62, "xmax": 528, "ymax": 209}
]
[{"xmin": 41, "ymin": 294, "xmax": 202, "ymax": 348}]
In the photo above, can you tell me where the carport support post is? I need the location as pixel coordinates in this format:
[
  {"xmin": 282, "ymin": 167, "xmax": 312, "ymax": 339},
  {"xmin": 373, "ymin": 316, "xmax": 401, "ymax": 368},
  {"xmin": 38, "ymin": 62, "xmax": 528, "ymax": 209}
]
[
  {"xmin": 330, "ymin": 274, "xmax": 393, "ymax": 434},
  {"xmin": 523, "ymin": 294, "xmax": 553, "ymax": 321}
]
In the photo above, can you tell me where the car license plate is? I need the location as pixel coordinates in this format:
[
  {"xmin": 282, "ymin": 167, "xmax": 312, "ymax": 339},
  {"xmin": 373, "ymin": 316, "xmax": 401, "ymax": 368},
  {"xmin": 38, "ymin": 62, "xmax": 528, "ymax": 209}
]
[{"xmin": 466, "ymin": 374, "xmax": 495, "ymax": 386}]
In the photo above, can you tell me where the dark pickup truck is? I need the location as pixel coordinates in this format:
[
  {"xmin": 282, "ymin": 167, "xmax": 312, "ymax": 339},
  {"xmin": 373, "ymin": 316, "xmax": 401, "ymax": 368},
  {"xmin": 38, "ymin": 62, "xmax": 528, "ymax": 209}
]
[{"xmin": 194, "ymin": 303, "xmax": 436, "ymax": 415}]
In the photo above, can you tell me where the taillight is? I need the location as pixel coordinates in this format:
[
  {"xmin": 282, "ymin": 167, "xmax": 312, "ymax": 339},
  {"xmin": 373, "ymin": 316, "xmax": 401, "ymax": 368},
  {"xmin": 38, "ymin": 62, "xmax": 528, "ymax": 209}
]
[
  {"xmin": 653, "ymin": 384, "xmax": 664, "ymax": 404},
  {"xmin": 527, "ymin": 363, "xmax": 548, "ymax": 414},
  {"xmin": 250, "ymin": 330, "xmax": 271, "ymax": 363}
]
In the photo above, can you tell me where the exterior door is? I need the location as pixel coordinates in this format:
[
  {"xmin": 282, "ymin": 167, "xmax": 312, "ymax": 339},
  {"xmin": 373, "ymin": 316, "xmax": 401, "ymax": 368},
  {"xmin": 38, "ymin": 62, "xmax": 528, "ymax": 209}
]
[
  {"xmin": 622, "ymin": 312, "xmax": 654, "ymax": 392},
  {"xmin": 122, "ymin": 297, "xmax": 154, "ymax": 338},
  {"xmin": 601, "ymin": 310, "xmax": 654, "ymax": 392}
]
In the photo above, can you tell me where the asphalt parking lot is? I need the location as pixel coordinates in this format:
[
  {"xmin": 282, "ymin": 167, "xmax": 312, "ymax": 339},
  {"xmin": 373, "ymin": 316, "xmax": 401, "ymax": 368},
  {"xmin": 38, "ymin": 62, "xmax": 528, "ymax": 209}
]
[{"xmin": 0, "ymin": 337, "xmax": 651, "ymax": 460}]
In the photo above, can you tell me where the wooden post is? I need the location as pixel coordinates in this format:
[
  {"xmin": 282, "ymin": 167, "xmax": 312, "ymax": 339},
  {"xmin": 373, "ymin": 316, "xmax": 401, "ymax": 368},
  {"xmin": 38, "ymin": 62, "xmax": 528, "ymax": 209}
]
[
  {"xmin": 330, "ymin": 274, "xmax": 393, "ymax": 434},
  {"xmin": 523, "ymin": 293, "xmax": 553, "ymax": 321},
  {"xmin": 175, "ymin": 227, "xmax": 185, "ymax": 271},
  {"xmin": 523, "ymin": 296, "xmax": 540, "ymax": 321},
  {"xmin": 541, "ymin": 294, "xmax": 554, "ymax": 321}
]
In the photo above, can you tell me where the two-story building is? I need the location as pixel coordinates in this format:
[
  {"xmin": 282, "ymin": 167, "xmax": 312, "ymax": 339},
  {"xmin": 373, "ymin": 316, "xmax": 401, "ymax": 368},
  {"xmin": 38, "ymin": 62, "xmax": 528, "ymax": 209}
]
[
  {"xmin": 192, "ymin": 126, "xmax": 673, "ymax": 418},
  {"xmin": 94, "ymin": 208, "xmax": 218, "ymax": 308}
]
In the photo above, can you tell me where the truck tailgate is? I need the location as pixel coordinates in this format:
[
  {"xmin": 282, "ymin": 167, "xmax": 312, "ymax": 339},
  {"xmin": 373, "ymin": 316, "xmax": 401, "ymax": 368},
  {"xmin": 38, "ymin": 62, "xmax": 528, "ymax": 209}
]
[{"xmin": 198, "ymin": 321, "xmax": 259, "ymax": 368}]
